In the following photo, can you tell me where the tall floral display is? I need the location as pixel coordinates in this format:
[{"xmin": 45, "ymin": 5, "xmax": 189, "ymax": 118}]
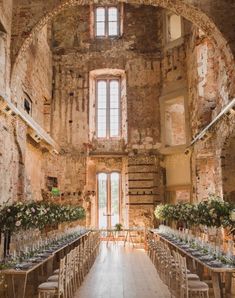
[
  {"xmin": 0, "ymin": 201, "xmax": 85, "ymax": 257},
  {"xmin": 0, "ymin": 201, "xmax": 85, "ymax": 232},
  {"xmin": 154, "ymin": 196, "xmax": 235, "ymax": 231}
]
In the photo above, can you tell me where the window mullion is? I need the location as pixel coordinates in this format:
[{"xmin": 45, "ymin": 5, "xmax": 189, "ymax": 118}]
[
  {"xmin": 107, "ymin": 80, "xmax": 110, "ymax": 138},
  {"xmin": 107, "ymin": 173, "xmax": 111, "ymax": 228},
  {"xmin": 118, "ymin": 79, "xmax": 121, "ymax": 137},
  {"xmin": 105, "ymin": 7, "xmax": 108, "ymax": 37}
]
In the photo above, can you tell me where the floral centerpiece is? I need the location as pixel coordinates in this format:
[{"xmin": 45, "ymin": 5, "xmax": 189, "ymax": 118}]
[
  {"xmin": 0, "ymin": 201, "xmax": 85, "ymax": 232},
  {"xmin": 197, "ymin": 196, "xmax": 233, "ymax": 228},
  {"xmin": 154, "ymin": 195, "xmax": 235, "ymax": 231}
]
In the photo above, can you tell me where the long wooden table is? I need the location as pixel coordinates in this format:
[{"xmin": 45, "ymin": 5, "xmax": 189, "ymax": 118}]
[
  {"xmin": 2, "ymin": 231, "xmax": 89, "ymax": 298},
  {"xmin": 151, "ymin": 230, "xmax": 235, "ymax": 298}
]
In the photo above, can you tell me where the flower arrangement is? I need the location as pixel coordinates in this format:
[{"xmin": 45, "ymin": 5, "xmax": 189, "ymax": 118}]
[
  {"xmin": 154, "ymin": 195, "xmax": 235, "ymax": 229},
  {"xmin": 0, "ymin": 201, "xmax": 85, "ymax": 232},
  {"xmin": 197, "ymin": 196, "xmax": 232, "ymax": 228}
]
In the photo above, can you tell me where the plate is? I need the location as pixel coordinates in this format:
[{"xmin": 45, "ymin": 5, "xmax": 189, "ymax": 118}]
[
  {"xmin": 207, "ymin": 260, "xmax": 224, "ymax": 268},
  {"xmin": 15, "ymin": 262, "xmax": 33, "ymax": 270},
  {"xmin": 198, "ymin": 255, "xmax": 214, "ymax": 262},
  {"xmin": 191, "ymin": 251, "xmax": 203, "ymax": 257}
]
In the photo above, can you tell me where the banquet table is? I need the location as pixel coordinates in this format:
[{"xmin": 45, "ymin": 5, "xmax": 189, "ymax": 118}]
[
  {"xmin": 2, "ymin": 231, "xmax": 89, "ymax": 298},
  {"xmin": 150, "ymin": 229, "xmax": 235, "ymax": 298}
]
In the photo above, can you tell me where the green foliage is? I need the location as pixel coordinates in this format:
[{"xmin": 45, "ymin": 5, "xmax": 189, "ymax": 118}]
[
  {"xmin": 115, "ymin": 223, "xmax": 123, "ymax": 231},
  {"xmin": 154, "ymin": 195, "xmax": 235, "ymax": 229},
  {"xmin": 0, "ymin": 201, "xmax": 85, "ymax": 232}
]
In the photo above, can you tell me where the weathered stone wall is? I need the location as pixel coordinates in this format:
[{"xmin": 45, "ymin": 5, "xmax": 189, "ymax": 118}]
[
  {"xmin": 0, "ymin": 0, "xmax": 12, "ymax": 96},
  {"xmin": 186, "ymin": 26, "xmax": 233, "ymax": 202},
  {"xmin": 1, "ymin": 0, "xmax": 235, "ymax": 227},
  {"xmin": 10, "ymin": 0, "xmax": 235, "ymax": 93},
  {"xmin": 50, "ymin": 4, "xmax": 161, "ymax": 150},
  {"xmin": 0, "ymin": 0, "xmax": 20, "ymax": 205},
  {"xmin": 47, "ymin": 4, "xmax": 163, "ymax": 226},
  {"xmin": 0, "ymin": 9, "xmax": 53, "ymax": 204},
  {"xmin": 11, "ymin": 25, "xmax": 52, "ymax": 128}
]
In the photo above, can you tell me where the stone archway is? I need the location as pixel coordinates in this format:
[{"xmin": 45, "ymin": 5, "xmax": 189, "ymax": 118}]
[{"xmin": 11, "ymin": 0, "xmax": 235, "ymax": 100}]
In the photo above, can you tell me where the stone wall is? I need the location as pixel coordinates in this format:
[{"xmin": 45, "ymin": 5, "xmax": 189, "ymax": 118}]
[
  {"xmin": 50, "ymin": 4, "xmax": 161, "ymax": 150},
  {"xmin": 0, "ymin": 7, "xmax": 53, "ymax": 204},
  {"xmin": 0, "ymin": 0, "xmax": 12, "ymax": 97},
  {"xmin": 11, "ymin": 24, "xmax": 52, "ymax": 128},
  {"xmin": 46, "ymin": 4, "xmax": 163, "ymax": 226},
  {"xmin": 186, "ymin": 26, "xmax": 233, "ymax": 202},
  {"xmin": 0, "ymin": 0, "xmax": 235, "ymax": 227}
]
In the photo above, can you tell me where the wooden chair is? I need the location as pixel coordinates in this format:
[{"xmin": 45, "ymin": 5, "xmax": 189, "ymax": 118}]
[
  {"xmin": 65, "ymin": 249, "xmax": 75, "ymax": 298},
  {"xmin": 178, "ymin": 254, "xmax": 209, "ymax": 298},
  {"xmin": 38, "ymin": 256, "xmax": 66, "ymax": 298}
]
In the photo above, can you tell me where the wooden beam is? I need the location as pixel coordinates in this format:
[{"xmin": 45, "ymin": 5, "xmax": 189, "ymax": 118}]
[{"xmin": 0, "ymin": 94, "xmax": 60, "ymax": 154}]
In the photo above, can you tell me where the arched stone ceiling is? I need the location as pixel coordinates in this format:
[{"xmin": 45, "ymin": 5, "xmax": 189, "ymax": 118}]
[{"xmin": 11, "ymin": 0, "xmax": 235, "ymax": 97}]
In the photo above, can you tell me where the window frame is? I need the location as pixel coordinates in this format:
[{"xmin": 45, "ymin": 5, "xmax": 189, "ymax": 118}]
[
  {"xmin": 94, "ymin": 5, "xmax": 120, "ymax": 38},
  {"xmin": 96, "ymin": 171, "xmax": 121, "ymax": 229},
  {"xmin": 164, "ymin": 11, "xmax": 184, "ymax": 49},
  {"xmin": 95, "ymin": 76, "xmax": 121, "ymax": 139}
]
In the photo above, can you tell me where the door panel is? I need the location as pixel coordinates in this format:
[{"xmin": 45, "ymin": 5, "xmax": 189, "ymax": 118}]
[{"xmin": 97, "ymin": 172, "xmax": 120, "ymax": 229}]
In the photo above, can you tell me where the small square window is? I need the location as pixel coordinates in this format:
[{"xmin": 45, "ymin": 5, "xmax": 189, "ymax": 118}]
[
  {"xmin": 46, "ymin": 176, "xmax": 58, "ymax": 191},
  {"xmin": 95, "ymin": 6, "xmax": 119, "ymax": 38}
]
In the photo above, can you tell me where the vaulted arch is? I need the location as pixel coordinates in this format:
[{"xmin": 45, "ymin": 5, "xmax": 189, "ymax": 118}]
[{"xmin": 11, "ymin": 0, "xmax": 235, "ymax": 101}]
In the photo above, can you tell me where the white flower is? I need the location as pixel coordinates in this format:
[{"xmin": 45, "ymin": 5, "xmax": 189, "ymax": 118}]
[
  {"xmin": 15, "ymin": 220, "xmax": 21, "ymax": 227},
  {"xmin": 31, "ymin": 207, "xmax": 35, "ymax": 213},
  {"xmin": 230, "ymin": 210, "xmax": 235, "ymax": 221}
]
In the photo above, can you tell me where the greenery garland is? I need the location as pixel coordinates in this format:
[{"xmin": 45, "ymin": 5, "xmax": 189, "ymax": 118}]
[
  {"xmin": 154, "ymin": 196, "xmax": 235, "ymax": 229},
  {"xmin": 0, "ymin": 201, "xmax": 85, "ymax": 232}
]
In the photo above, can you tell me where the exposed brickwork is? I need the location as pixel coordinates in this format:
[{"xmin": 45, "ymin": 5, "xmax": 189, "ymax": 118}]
[{"xmin": 0, "ymin": 0, "xmax": 235, "ymax": 228}]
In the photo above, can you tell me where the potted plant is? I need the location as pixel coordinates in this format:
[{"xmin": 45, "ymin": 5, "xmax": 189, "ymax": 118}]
[{"xmin": 115, "ymin": 223, "xmax": 123, "ymax": 231}]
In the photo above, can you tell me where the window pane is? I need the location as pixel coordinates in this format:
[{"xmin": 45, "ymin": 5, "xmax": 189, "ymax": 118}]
[
  {"xmin": 108, "ymin": 22, "xmax": 118, "ymax": 36},
  {"xmin": 96, "ymin": 7, "xmax": 105, "ymax": 22},
  {"xmin": 111, "ymin": 172, "xmax": 120, "ymax": 227},
  {"xmin": 110, "ymin": 80, "xmax": 120, "ymax": 137},
  {"xmin": 168, "ymin": 14, "xmax": 182, "ymax": 41},
  {"xmin": 108, "ymin": 7, "xmax": 118, "ymax": 21},
  {"xmin": 98, "ymin": 173, "xmax": 108, "ymax": 229},
  {"xmin": 97, "ymin": 80, "xmax": 107, "ymax": 137},
  {"xmin": 96, "ymin": 22, "xmax": 105, "ymax": 36},
  {"xmin": 110, "ymin": 121, "xmax": 119, "ymax": 137},
  {"xmin": 96, "ymin": 8, "xmax": 105, "ymax": 36},
  {"xmin": 108, "ymin": 7, "xmax": 118, "ymax": 36},
  {"xmin": 110, "ymin": 80, "xmax": 119, "ymax": 108}
]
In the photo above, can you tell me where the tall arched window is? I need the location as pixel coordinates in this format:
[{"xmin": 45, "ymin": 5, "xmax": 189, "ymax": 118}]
[
  {"xmin": 89, "ymin": 69, "xmax": 127, "ymax": 142},
  {"xmin": 97, "ymin": 172, "xmax": 120, "ymax": 228},
  {"xmin": 96, "ymin": 78, "xmax": 120, "ymax": 138}
]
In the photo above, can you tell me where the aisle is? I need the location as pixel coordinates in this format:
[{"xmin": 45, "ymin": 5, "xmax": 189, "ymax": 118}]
[{"xmin": 75, "ymin": 242, "xmax": 171, "ymax": 298}]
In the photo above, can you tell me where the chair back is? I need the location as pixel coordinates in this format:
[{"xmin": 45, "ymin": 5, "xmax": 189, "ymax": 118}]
[{"xmin": 58, "ymin": 256, "xmax": 66, "ymax": 295}]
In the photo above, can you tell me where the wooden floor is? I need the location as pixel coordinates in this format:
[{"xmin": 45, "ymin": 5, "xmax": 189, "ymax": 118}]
[{"xmin": 74, "ymin": 242, "xmax": 171, "ymax": 298}]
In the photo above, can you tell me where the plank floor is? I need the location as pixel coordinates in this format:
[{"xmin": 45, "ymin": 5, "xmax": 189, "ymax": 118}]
[{"xmin": 74, "ymin": 242, "xmax": 171, "ymax": 298}]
